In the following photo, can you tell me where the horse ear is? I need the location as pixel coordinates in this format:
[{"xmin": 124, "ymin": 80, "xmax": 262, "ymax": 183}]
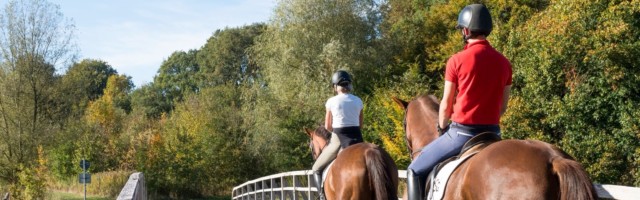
[
  {"xmin": 304, "ymin": 128, "xmax": 313, "ymax": 137},
  {"xmin": 392, "ymin": 96, "xmax": 408, "ymax": 109}
]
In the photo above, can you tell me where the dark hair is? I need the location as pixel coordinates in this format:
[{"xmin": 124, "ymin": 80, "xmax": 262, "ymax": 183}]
[
  {"xmin": 337, "ymin": 81, "xmax": 350, "ymax": 87},
  {"xmin": 469, "ymin": 31, "xmax": 490, "ymax": 38}
]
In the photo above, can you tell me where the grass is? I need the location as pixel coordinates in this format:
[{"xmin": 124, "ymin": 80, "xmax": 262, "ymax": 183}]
[
  {"xmin": 149, "ymin": 196, "xmax": 231, "ymax": 200},
  {"xmin": 49, "ymin": 170, "xmax": 133, "ymax": 198},
  {"xmin": 50, "ymin": 191, "xmax": 110, "ymax": 200}
]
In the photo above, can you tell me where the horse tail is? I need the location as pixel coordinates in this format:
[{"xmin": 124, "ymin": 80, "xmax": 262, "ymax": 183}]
[
  {"xmin": 551, "ymin": 156, "xmax": 597, "ymax": 200},
  {"xmin": 365, "ymin": 144, "xmax": 398, "ymax": 200}
]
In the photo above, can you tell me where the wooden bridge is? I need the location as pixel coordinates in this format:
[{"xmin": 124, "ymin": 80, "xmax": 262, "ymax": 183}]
[
  {"xmin": 3, "ymin": 170, "xmax": 637, "ymax": 200},
  {"xmin": 231, "ymin": 170, "xmax": 640, "ymax": 200}
]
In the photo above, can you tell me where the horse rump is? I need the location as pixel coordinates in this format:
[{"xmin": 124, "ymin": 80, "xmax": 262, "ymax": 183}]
[
  {"xmin": 364, "ymin": 143, "xmax": 399, "ymax": 200},
  {"xmin": 551, "ymin": 156, "xmax": 597, "ymax": 200}
]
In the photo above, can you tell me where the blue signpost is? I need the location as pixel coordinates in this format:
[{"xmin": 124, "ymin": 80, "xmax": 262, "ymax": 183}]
[{"xmin": 79, "ymin": 159, "xmax": 90, "ymax": 200}]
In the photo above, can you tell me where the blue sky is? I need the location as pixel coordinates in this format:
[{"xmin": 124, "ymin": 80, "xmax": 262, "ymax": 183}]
[{"xmin": 51, "ymin": 0, "xmax": 277, "ymax": 87}]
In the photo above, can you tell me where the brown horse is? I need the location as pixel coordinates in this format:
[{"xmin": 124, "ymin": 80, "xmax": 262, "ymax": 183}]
[
  {"xmin": 393, "ymin": 95, "xmax": 597, "ymax": 200},
  {"xmin": 305, "ymin": 126, "xmax": 398, "ymax": 200}
]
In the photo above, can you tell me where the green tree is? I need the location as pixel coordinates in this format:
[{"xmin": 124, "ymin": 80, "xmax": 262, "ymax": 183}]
[
  {"xmin": 254, "ymin": 0, "xmax": 390, "ymax": 98},
  {"xmin": 197, "ymin": 24, "xmax": 265, "ymax": 87},
  {"xmin": 131, "ymin": 84, "xmax": 174, "ymax": 119},
  {"xmin": 47, "ymin": 59, "xmax": 121, "ymax": 179},
  {"xmin": 0, "ymin": 0, "xmax": 77, "ymax": 188},
  {"xmin": 155, "ymin": 50, "xmax": 199, "ymax": 102},
  {"xmin": 55, "ymin": 59, "xmax": 118, "ymax": 118},
  {"xmin": 147, "ymin": 86, "xmax": 261, "ymax": 197},
  {"xmin": 136, "ymin": 49, "xmax": 200, "ymax": 118},
  {"xmin": 248, "ymin": 0, "xmax": 393, "ymax": 172}
]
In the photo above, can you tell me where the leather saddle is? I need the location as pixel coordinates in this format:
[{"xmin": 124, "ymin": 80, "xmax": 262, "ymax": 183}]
[{"xmin": 425, "ymin": 132, "xmax": 502, "ymax": 199}]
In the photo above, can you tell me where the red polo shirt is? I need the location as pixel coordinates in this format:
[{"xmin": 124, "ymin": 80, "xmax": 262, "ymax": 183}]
[{"xmin": 445, "ymin": 40, "xmax": 512, "ymax": 125}]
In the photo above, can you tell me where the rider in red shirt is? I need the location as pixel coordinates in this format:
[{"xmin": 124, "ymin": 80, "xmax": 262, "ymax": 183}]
[
  {"xmin": 445, "ymin": 39, "xmax": 512, "ymax": 125},
  {"xmin": 406, "ymin": 4, "xmax": 512, "ymax": 200}
]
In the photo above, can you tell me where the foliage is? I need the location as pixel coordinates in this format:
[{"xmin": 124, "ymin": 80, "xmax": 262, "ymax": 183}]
[
  {"xmin": 130, "ymin": 84, "xmax": 174, "ymax": 119},
  {"xmin": 500, "ymin": 0, "xmax": 640, "ymax": 186},
  {"xmin": 253, "ymin": 0, "xmax": 391, "ymax": 99},
  {"xmin": 55, "ymin": 59, "xmax": 119, "ymax": 118},
  {"xmin": 139, "ymin": 86, "xmax": 261, "ymax": 198},
  {"xmin": 12, "ymin": 146, "xmax": 50, "ymax": 200},
  {"xmin": 0, "ymin": 0, "xmax": 78, "ymax": 67},
  {"xmin": 246, "ymin": 0, "xmax": 395, "ymax": 175},
  {"xmin": 83, "ymin": 75, "xmax": 133, "ymax": 172},
  {"xmin": 0, "ymin": 0, "xmax": 77, "ymax": 188},
  {"xmin": 152, "ymin": 50, "xmax": 200, "ymax": 112},
  {"xmin": 48, "ymin": 170, "xmax": 131, "ymax": 198},
  {"xmin": 48, "ymin": 120, "xmax": 85, "ymax": 179},
  {"xmin": 197, "ymin": 24, "xmax": 265, "ymax": 87},
  {"xmin": 2, "ymin": 0, "xmax": 640, "ymax": 198}
]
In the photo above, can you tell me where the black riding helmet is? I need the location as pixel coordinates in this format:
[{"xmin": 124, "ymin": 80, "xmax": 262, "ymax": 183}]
[
  {"xmin": 456, "ymin": 4, "xmax": 493, "ymax": 36},
  {"xmin": 331, "ymin": 70, "xmax": 352, "ymax": 86}
]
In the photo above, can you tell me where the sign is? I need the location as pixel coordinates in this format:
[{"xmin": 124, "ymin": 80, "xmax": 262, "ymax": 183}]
[
  {"xmin": 80, "ymin": 159, "xmax": 90, "ymax": 170},
  {"xmin": 79, "ymin": 172, "xmax": 91, "ymax": 184}
]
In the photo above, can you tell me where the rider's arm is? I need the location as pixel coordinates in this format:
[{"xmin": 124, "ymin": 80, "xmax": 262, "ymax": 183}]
[
  {"xmin": 359, "ymin": 110, "xmax": 363, "ymax": 129},
  {"xmin": 325, "ymin": 108, "xmax": 333, "ymax": 132},
  {"xmin": 500, "ymin": 85, "xmax": 511, "ymax": 116},
  {"xmin": 439, "ymin": 81, "xmax": 456, "ymax": 129}
]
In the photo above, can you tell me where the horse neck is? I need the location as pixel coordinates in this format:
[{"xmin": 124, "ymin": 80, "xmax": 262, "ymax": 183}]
[
  {"xmin": 315, "ymin": 135, "xmax": 329, "ymax": 151},
  {"xmin": 407, "ymin": 97, "xmax": 440, "ymax": 157}
]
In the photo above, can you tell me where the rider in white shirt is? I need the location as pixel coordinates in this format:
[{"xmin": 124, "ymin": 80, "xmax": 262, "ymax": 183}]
[{"xmin": 312, "ymin": 70, "xmax": 364, "ymax": 200}]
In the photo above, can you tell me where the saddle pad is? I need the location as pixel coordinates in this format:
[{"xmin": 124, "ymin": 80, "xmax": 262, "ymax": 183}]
[
  {"xmin": 321, "ymin": 147, "xmax": 344, "ymax": 188},
  {"xmin": 427, "ymin": 152, "xmax": 478, "ymax": 200},
  {"xmin": 321, "ymin": 160, "xmax": 335, "ymax": 188}
]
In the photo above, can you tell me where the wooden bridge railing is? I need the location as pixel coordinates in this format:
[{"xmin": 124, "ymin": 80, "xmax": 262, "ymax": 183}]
[
  {"xmin": 232, "ymin": 170, "xmax": 319, "ymax": 200},
  {"xmin": 232, "ymin": 169, "xmax": 640, "ymax": 200},
  {"xmin": 117, "ymin": 172, "xmax": 147, "ymax": 200}
]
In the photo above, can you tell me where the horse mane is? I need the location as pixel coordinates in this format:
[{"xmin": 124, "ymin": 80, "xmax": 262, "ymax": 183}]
[
  {"xmin": 416, "ymin": 94, "xmax": 440, "ymax": 113},
  {"xmin": 314, "ymin": 125, "xmax": 332, "ymax": 141}
]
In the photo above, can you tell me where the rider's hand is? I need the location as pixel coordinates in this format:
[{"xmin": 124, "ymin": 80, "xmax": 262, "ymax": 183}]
[{"xmin": 437, "ymin": 123, "xmax": 449, "ymax": 136}]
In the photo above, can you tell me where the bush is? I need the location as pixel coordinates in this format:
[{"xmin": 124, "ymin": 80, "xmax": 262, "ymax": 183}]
[{"xmin": 49, "ymin": 170, "xmax": 132, "ymax": 198}]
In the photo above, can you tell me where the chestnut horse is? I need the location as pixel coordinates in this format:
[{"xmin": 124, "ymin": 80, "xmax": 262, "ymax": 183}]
[
  {"xmin": 393, "ymin": 95, "xmax": 597, "ymax": 200},
  {"xmin": 305, "ymin": 126, "xmax": 398, "ymax": 200}
]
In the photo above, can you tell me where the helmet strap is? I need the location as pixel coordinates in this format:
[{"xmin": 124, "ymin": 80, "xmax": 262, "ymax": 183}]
[
  {"xmin": 462, "ymin": 34, "xmax": 469, "ymax": 45},
  {"xmin": 461, "ymin": 28, "xmax": 470, "ymax": 45}
]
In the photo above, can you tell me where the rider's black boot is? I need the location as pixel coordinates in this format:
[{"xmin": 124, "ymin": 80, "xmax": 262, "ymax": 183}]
[
  {"xmin": 407, "ymin": 169, "xmax": 425, "ymax": 200},
  {"xmin": 313, "ymin": 171, "xmax": 325, "ymax": 200}
]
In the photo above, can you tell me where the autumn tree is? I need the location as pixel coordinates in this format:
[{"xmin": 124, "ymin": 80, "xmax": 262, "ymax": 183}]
[
  {"xmin": 84, "ymin": 75, "xmax": 133, "ymax": 171},
  {"xmin": 500, "ymin": 0, "xmax": 640, "ymax": 185}
]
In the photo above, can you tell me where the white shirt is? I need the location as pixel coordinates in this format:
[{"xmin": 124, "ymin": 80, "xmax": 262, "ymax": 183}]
[{"xmin": 325, "ymin": 93, "xmax": 363, "ymax": 128}]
